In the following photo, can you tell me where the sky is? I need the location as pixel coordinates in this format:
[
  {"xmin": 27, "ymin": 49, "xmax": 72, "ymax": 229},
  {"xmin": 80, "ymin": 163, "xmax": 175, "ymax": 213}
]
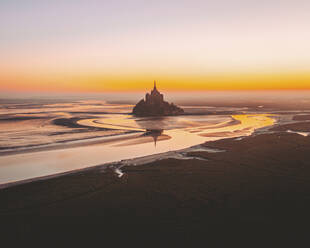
[{"xmin": 0, "ymin": 0, "xmax": 310, "ymax": 92}]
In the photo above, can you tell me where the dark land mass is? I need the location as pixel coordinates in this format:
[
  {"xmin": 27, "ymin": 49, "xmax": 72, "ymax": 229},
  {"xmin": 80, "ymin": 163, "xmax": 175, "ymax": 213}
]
[
  {"xmin": 271, "ymin": 121, "xmax": 310, "ymax": 132},
  {"xmin": 293, "ymin": 115, "xmax": 310, "ymax": 121},
  {"xmin": 1, "ymin": 122, "xmax": 310, "ymax": 245}
]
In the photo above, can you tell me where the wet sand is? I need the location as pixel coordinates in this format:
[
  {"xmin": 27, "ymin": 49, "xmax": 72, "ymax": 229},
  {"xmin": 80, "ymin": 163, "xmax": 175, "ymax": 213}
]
[
  {"xmin": 271, "ymin": 121, "xmax": 310, "ymax": 132},
  {"xmin": 0, "ymin": 116, "xmax": 129, "ymax": 154},
  {"xmin": 1, "ymin": 121, "xmax": 310, "ymax": 245}
]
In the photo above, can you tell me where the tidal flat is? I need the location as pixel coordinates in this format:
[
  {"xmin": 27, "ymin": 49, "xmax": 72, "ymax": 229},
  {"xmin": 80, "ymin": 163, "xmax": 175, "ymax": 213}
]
[{"xmin": 1, "ymin": 99, "xmax": 310, "ymax": 245}]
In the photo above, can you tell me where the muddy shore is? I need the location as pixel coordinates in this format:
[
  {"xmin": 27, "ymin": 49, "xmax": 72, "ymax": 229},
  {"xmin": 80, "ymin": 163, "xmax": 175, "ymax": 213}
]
[{"xmin": 1, "ymin": 121, "xmax": 310, "ymax": 245}]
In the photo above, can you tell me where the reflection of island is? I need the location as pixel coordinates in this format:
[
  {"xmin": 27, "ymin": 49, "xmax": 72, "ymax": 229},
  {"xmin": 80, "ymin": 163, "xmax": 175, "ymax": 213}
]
[
  {"xmin": 132, "ymin": 81, "xmax": 184, "ymax": 116},
  {"xmin": 143, "ymin": 129, "xmax": 163, "ymax": 147}
]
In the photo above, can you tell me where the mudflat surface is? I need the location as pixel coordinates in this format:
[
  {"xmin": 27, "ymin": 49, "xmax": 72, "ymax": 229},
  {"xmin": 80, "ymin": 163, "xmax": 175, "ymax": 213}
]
[
  {"xmin": 293, "ymin": 115, "xmax": 310, "ymax": 121},
  {"xmin": 272, "ymin": 121, "xmax": 310, "ymax": 132},
  {"xmin": 1, "ymin": 126, "xmax": 310, "ymax": 245}
]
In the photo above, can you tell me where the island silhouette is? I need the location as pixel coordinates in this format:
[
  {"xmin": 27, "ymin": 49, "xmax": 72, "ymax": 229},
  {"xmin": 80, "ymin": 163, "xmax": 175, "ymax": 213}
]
[{"xmin": 132, "ymin": 81, "xmax": 184, "ymax": 116}]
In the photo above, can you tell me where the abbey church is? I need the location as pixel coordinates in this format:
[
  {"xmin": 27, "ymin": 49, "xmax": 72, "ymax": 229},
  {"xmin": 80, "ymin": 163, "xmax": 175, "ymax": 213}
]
[
  {"xmin": 145, "ymin": 81, "xmax": 164, "ymax": 104},
  {"xmin": 132, "ymin": 81, "xmax": 184, "ymax": 116}
]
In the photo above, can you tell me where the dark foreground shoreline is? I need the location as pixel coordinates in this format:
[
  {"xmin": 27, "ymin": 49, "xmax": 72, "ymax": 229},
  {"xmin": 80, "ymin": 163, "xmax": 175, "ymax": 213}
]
[{"xmin": 1, "ymin": 122, "xmax": 310, "ymax": 245}]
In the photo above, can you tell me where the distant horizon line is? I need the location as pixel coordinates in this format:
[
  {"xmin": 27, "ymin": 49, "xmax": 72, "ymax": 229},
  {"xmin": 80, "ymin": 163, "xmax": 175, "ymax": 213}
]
[{"xmin": 1, "ymin": 88, "xmax": 310, "ymax": 96}]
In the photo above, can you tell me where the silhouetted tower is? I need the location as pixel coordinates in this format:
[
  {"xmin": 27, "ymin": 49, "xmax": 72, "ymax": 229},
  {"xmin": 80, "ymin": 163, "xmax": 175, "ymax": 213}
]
[{"xmin": 146, "ymin": 80, "xmax": 163, "ymax": 104}]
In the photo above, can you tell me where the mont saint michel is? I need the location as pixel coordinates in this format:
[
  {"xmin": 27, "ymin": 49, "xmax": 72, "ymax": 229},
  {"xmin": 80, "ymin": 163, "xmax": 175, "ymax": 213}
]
[
  {"xmin": 2, "ymin": 0, "xmax": 310, "ymax": 245},
  {"xmin": 132, "ymin": 81, "xmax": 184, "ymax": 116}
]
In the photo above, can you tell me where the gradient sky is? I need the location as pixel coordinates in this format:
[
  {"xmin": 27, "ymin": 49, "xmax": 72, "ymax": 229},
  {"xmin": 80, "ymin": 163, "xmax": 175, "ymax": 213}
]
[{"xmin": 1, "ymin": 0, "xmax": 310, "ymax": 92}]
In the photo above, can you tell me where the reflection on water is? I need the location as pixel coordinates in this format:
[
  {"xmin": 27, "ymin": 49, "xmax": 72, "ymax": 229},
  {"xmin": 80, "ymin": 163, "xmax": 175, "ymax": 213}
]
[
  {"xmin": 0, "ymin": 105, "xmax": 276, "ymax": 185},
  {"xmin": 144, "ymin": 129, "xmax": 163, "ymax": 147}
]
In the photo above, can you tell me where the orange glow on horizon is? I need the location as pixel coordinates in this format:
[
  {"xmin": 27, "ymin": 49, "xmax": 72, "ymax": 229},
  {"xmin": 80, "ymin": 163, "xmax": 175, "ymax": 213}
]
[{"xmin": 1, "ymin": 71, "xmax": 310, "ymax": 93}]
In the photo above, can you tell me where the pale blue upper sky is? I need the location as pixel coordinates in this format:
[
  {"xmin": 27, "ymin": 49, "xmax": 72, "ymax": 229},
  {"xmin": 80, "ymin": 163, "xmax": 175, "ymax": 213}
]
[{"xmin": 1, "ymin": 0, "xmax": 310, "ymax": 75}]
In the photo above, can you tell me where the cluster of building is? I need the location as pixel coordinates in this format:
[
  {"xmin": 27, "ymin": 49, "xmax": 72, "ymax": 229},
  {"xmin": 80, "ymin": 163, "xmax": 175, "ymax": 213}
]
[{"xmin": 132, "ymin": 81, "xmax": 184, "ymax": 117}]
